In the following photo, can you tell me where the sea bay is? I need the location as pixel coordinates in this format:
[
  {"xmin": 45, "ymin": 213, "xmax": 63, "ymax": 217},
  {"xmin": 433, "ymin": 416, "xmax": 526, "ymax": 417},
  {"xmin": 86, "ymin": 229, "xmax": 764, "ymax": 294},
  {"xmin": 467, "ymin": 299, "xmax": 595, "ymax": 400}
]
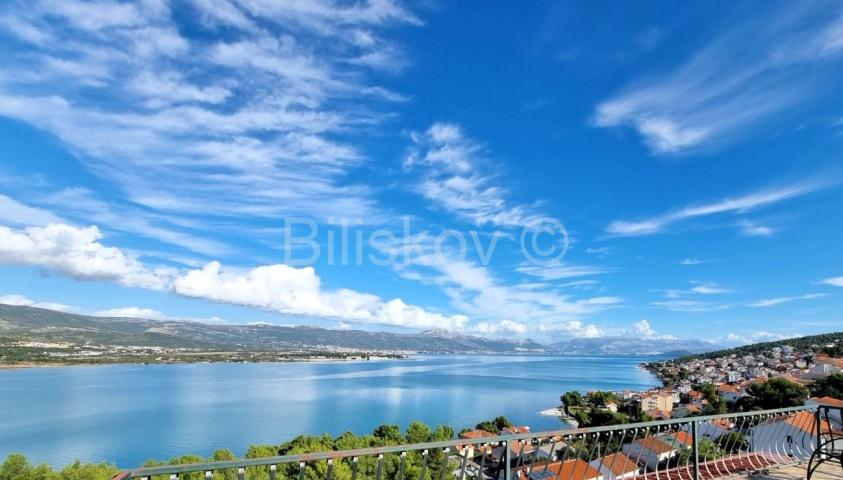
[{"xmin": 0, "ymin": 355, "xmax": 660, "ymax": 468}]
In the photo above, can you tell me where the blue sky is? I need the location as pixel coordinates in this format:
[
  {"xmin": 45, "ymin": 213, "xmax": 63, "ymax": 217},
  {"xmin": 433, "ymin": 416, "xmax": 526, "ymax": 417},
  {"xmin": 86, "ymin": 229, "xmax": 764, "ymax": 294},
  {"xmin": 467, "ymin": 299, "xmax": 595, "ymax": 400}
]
[{"xmin": 0, "ymin": 0, "xmax": 842, "ymax": 344}]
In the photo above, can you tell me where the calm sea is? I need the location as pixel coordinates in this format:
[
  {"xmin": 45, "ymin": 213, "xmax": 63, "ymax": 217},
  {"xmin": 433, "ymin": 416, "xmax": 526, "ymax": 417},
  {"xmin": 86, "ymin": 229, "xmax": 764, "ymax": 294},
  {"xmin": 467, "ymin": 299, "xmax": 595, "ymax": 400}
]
[{"xmin": 0, "ymin": 355, "xmax": 660, "ymax": 468}]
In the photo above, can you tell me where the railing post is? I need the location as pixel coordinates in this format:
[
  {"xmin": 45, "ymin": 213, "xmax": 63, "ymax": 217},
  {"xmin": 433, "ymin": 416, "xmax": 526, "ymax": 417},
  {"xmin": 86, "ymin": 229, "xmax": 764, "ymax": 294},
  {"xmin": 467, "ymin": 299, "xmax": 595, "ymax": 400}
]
[
  {"xmin": 815, "ymin": 407, "xmax": 823, "ymax": 453},
  {"xmin": 504, "ymin": 441, "xmax": 511, "ymax": 480},
  {"xmin": 691, "ymin": 420, "xmax": 700, "ymax": 480}
]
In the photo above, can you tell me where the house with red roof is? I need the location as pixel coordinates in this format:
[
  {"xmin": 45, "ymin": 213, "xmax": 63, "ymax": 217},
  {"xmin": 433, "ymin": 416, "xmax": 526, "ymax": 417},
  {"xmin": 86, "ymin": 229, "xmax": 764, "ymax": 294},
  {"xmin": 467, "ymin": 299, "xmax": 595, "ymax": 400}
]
[
  {"xmin": 748, "ymin": 411, "xmax": 841, "ymax": 459},
  {"xmin": 805, "ymin": 397, "xmax": 843, "ymax": 427},
  {"xmin": 516, "ymin": 459, "xmax": 604, "ymax": 480},
  {"xmin": 588, "ymin": 453, "xmax": 639, "ymax": 480},
  {"xmin": 621, "ymin": 436, "xmax": 677, "ymax": 470}
]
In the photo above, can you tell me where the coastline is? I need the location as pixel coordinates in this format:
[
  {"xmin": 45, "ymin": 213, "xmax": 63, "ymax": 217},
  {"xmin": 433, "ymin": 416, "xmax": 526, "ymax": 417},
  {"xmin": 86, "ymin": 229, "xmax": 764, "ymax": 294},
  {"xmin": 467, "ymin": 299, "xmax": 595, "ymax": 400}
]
[{"xmin": 0, "ymin": 354, "xmax": 406, "ymax": 371}]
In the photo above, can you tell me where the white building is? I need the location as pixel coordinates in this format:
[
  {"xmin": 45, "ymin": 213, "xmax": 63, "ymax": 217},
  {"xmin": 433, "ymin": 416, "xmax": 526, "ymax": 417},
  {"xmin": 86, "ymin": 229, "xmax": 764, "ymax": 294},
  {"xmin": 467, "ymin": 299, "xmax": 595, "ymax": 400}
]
[
  {"xmin": 748, "ymin": 412, "xmax": 818, "ymax": 459},
  {"xmin": 621, "ymin": 437, "xmax": 676, "ymax": 470}
]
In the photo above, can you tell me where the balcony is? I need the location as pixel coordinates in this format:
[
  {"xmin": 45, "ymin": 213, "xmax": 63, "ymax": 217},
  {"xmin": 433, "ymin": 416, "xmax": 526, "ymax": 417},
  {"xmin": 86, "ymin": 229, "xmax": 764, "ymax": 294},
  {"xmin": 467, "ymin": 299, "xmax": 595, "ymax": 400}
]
[{"xmin": 112, "ymin": 406, "xmax": 842, "ymax": 480}]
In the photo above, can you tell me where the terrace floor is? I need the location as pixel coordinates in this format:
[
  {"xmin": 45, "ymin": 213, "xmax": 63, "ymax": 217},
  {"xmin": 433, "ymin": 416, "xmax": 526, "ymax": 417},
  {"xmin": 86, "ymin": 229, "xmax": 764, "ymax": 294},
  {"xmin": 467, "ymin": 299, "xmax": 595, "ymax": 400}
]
[{"xmin": 755, "ymin": 461, "xmax": 840, "ymax": 480}]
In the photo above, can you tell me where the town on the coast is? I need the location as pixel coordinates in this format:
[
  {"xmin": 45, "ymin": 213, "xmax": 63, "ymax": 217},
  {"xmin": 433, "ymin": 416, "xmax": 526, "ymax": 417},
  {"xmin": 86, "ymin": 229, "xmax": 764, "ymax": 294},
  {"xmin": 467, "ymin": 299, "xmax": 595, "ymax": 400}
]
[
  {"xmin": 548, "ymin": 336, "xmax": 843, "ymax": 427},
  {"xmin": 445, "ymin": 337, "xmax": 843, "ymax": 480}
]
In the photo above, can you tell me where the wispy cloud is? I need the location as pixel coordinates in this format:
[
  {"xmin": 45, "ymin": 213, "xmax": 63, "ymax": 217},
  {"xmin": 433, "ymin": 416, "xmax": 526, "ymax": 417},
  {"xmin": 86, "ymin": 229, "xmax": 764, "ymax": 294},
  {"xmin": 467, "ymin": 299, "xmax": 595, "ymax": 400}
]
[
  {"xmin": 678, "ymin": 258, "xmax": 705, "ymax": 265},
  {"xmin": 690, "ymin": 282, "xmax": 732, "ymax": 295},
  {"xmin": 0, "ymin": 293, "xmax": 75, "ymax": 312},
  {"xmin": 651, "ymin": 300, "xmax": 731, "ymax": 313},
  {"xmin": 0, "ymin": 194, "xmax": 65, "ymax": 226},
  {"xmin": 594, "ymin": 3, "xmax": 843, "ymax": 153},
  {"xmin": 651, "ymin": 281, "xmax": 732, "ymax": 312},
  {"xmin": 404, "ymin": 123, "xmax": 539, "ymax": 228},
  {"xmin": 0, "ymin": 0, "xmax": 418, "ymax": 228},
  {"xmin": 737, "ymin": 220, "xmax": 773, "ymax": 237},
  {"xmin": 383, "ymin": 233, "xmax": 620, "ymax": 327},
  {"xmin": 819, "ymin": 276, "xmax": 843, "ymax": 287},
  {"xmin": 606, "ymin": 178, "xmax": 832, "ymax": 236},
  {"xmin": 748, "ymin": 293, "xmax": 829, "ymax": 308},
  {"xmin": 516, "ymin": 260, "xmax": 611, "ymax": 281}
]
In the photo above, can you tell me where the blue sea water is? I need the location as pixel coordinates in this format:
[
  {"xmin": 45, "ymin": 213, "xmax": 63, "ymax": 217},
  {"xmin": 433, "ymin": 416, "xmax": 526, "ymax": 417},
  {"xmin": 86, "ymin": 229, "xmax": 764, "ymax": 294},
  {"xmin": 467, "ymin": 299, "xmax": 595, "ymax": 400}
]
[{"xmin": 0, "ymin": 355, "xmax": 660, "ymax": 468}]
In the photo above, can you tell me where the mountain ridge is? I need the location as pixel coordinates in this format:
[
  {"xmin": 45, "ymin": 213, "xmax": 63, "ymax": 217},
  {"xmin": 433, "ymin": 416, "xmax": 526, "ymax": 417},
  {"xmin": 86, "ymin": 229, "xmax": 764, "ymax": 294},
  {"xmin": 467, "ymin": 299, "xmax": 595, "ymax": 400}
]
[{"xmin": 0, "ymin": 303, "xmax": 722, "ymax": 356}]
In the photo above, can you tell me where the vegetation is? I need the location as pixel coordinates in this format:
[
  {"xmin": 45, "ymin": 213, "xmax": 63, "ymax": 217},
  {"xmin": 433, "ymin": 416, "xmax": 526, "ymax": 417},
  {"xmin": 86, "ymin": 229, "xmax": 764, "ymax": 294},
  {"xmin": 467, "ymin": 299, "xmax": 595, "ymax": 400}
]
[
  {"xmin": 717, "ymin": 432, "xmax": 748, "ymax": 453},
  {"xmin": 673, "ymin": 332, "xmax": 843, "ymax": 362},
  {"xmin": 559, "ymin": 390, "xmax": 642, "ymax": 427},
  {"xmin": 2, "ymin": 421, "xmax": 460, "ymax": 480},
  {"xmin": 694, "ymin": 384, "xmax": 727, "ymax": 414},
  {"xmin": 738, "ymin": 377, "xmax": 810, "ymax": 410},
  {"xmin": 810, "ymin": 372, "xmax": 843, "ymax": 399},
  {"xmin": 560, "ymin": 391, "xmax": 584, "ymax": 414},
  {"xmin": 0, "ymin": 454, "xmax": 118, "ymax": 480},
  {"xmin": 469, "ymin": 416, "xmax": 513, "ymax": 434}
]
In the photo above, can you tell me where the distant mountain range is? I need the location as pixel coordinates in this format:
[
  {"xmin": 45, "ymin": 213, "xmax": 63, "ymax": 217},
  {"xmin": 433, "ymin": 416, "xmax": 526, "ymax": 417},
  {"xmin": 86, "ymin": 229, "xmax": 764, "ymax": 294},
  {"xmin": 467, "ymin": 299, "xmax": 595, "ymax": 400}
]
[
  {"xmin": 550, "ymin": 336, "xmax": 716, "ymax": 356},
  {"xmin": 0, "ymin": 304, "xmax": 546, "ymax": 353},
  {"xmin": 0, "ymin": 303, "xmax": 719, "ymax": 356}
]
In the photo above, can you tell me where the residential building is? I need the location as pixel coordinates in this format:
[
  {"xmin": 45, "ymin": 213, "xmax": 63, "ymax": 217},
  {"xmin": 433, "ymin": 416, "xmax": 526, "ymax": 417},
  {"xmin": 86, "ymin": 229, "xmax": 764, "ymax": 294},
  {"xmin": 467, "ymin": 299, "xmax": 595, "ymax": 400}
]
[
  {"xmin": 588, "ymin": 453, "xmax": 639, "ymax": 480},
  {"xmin": 518, "ymin": 460, "xmax": 604, "ymax": 480},
  {"xmin": 621, "ymin": 436, "xmax": 677, "ymax": 470},
  {"xmin": 640, "ymin": 392, "xmax": 674, "ymax": 414}
]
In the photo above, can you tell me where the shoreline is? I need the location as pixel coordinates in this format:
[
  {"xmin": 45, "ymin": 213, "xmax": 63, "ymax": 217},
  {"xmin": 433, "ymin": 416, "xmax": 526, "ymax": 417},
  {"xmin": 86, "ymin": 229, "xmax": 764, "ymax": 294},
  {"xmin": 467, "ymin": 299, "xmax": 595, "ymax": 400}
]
[{"xmin": 0, "ymin": 355, "xmax": 406, "ymax": 371}]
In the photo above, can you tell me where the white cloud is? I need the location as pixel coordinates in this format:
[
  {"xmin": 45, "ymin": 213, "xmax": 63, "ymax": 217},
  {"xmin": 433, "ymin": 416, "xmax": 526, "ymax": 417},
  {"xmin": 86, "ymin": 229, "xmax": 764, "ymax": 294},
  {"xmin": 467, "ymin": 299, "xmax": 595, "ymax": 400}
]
[
  {"xmin": 94, "ymin": 306, "xmax": 163, "ymax": 319},
  {"xmin": 690, "ymin": 282, "xmax": 731, "ymax": 295},
  {"xmin": 516, "ymin": 260, "xmax": 610, "ymax": 281},
  {"xmin": 679, "ymin": 258, "xmax": 705, "ymax": 265},
  {"xmin": 0, "ymin": 0, "xmax": 419, "ymax": 226},
  {"xmin": 0, "ymin": 222, "xmax": 470, "ymax": 330},
  {"xmin": 39, "ymin": 188, "xmax": 231, "ymax": 257},
  {"xmin": 606, "ymin": 179, "xmax": 831, "ymax": 236},
  {"xmin": 404, "ymin": 122, "xmax": 538, "ymax": 228},
  {"xmin": 651, "ymin": 300, "xmax": 730, "ymax": 313},
  {"xmin": 172, "ymin": 261, "xmax": 468, "ymax": 330},
  {"xmin": 717, "ymin": 331, "xmax": 802, "ymax": 345},
  {"xmin": 632, "ymin": 319, "xmax": 677, "ymax": 340},
  {"xmin": 0, "ymin": 223, "xmax": 176, "ymax": 290},
  {"xmin": 470, "ymin": 319, "xmax": 528, "ymax": 336},
  {"xmin": 594, "ymin": 4, "xmax": 843, "ymax": 153},
  {"xmin": 386, "ymin": 234, "xmax": 620, "ymax": 327},
  {"xmin": 0, "ymin": 293, "xmax": 74, "ymax": 312},
  {"xmin": 0, "ymin": 194, "xmax": 65, "ymax": 226},
  {"xmin": 538, "ymin": 320, "xmax": 605, "ymax": 338},
  {"xmin": 748, "ymin": 293, "xmax": 828, "ymax": 308},
  {"xmin": 738, "ymin": 220, "xmax": 773, "ymax": 237},
  {"xmin": 633, "ymin": 319, "xmax": 657, "ymax": 337},
  {"xmin": 820, "ymin": 276, "xmax": 843, "ymax": 287}
]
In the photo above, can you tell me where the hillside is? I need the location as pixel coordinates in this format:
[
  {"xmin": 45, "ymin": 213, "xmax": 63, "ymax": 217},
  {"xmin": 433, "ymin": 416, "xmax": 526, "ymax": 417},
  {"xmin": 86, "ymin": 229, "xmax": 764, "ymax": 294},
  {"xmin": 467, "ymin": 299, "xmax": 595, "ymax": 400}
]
[
  {"xmin": 0, "ymin": 304, "xmax": 546, "ymax": 355},
  {"xmin": 675, "ymin": 331, "xmax": 843, "ymax": 361}
]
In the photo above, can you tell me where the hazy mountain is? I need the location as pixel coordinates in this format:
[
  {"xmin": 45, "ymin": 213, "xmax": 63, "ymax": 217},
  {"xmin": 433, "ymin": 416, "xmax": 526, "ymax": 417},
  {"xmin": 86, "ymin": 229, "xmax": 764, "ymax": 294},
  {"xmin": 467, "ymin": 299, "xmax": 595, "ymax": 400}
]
[
  {"xmin": 0, "ymin": 304, "xmax": 546, "ymax": 353},
  {"xmin": 551, "ymin": 336, "xmax": 717, "ymax": 356}
]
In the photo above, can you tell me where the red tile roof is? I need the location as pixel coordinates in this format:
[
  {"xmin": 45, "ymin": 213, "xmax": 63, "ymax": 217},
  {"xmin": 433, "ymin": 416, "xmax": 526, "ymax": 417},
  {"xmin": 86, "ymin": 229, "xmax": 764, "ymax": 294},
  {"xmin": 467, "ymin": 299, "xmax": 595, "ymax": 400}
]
[
  {"xmin": 595, "ymin": 453, "xmax": 639, "ymax": 476},
  {"xmin": 636, "ymin": 436, "xmax": 675, "ymax": 454},
  {"xmin": 519, "ymin": 460, "xmax": 601, "ymax": 480},
  {"xmin": 810, "ymin": 396, "xmax": 843, "ymax": 408}
]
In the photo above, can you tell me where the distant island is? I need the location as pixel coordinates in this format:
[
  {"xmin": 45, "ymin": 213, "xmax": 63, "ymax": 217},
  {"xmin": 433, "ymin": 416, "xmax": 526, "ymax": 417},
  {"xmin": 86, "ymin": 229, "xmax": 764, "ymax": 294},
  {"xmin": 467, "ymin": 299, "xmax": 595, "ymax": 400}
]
[{"xmin": 1, "ymin": 303, "xmax": 721, "ymax": 368}]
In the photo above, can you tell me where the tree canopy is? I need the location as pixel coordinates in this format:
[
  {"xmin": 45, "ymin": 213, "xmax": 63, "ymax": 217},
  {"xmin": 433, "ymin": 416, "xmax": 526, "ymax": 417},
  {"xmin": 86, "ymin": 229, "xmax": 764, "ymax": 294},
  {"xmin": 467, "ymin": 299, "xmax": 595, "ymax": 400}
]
[
  {"xmin": 810, "ymin": 373, "xmax": 843, "ymax": 399},
  {"xmin": 746, "ymin": 377, "xmax": 810, "ymax": 409}
]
